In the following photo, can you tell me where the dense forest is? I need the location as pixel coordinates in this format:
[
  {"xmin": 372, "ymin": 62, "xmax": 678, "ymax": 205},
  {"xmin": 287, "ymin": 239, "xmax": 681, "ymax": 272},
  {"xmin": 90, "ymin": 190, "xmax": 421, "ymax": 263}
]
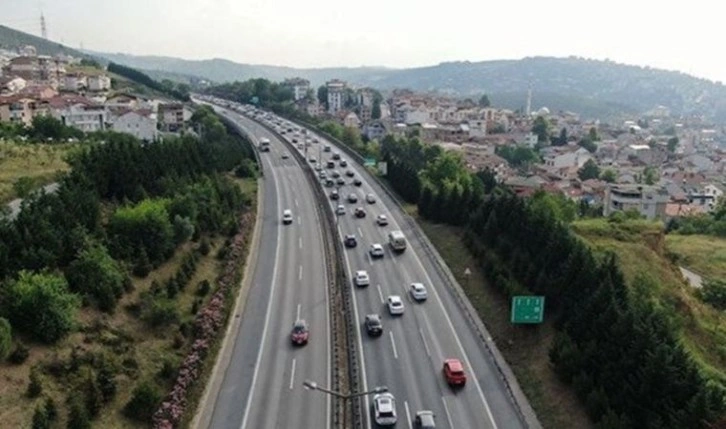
[{"xmin": 0, "ymin": 105, "xmax": 257, "ymax": 427}]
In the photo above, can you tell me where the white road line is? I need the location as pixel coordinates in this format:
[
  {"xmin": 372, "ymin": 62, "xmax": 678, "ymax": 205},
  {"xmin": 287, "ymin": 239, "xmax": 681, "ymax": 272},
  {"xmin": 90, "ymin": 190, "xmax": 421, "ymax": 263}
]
[
  {"xmin": 295, "ymin": 198, "xmax": 299, "ymax": 207},
  {"xmin": 357, "ymin": 227, "xmax": 364, "ymax": 238},
  {"xmin": 299, "ymin": 237, "xmax": 302, "ymax": 249},
  {"xmin": 367, "ymin": 252, "xmax": 373, "ymax": 265},
  {"xmin": 376, "ymin": 284, "xmax": 384, "ymax": 304},
  {"xmin": 389, "ymin": 331, "xmax": 398, "ymax": 359},
  {"xmin": 296, "ymin": 303, "xmax": 301, "ymax": 321},
  {"xmin": 298, "ymin": 265, "xmax": 303, "ymax": 281},
  {"xmin": 419, "ymin": 328, "xmax": 431, "ymax": 357},
  {"xmin": 239, "ymin": 150, "xmax": 284, "ymax": 429},
  {"xmin": 297, "ymin": 216, "xmax": 302, "ymax": 225},
  {"xmin": 404, "ymin": 400, "xmax": 412, "ymax": 429},
  {"xmin": 289, "ymin": 359, "xmax": 296, "ymax": 390},
  {"xmin": 442, "ymin": 396, "xmax": 455, "ymax": 429}
]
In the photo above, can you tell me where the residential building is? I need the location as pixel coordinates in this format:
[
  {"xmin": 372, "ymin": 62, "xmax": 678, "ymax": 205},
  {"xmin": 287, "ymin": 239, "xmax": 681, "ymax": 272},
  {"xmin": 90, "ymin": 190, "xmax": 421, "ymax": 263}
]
[
  {"xmin": 326, "ymin": 79, "xmax": 346, "ymax": 114},
  {"xmin": 363, "ymin": 120, "xmax": 389, "ymax": 140},
  {"xmin": 0, "ymin": 96, "xmax": 37, "ymax": 126},
  {"xmin": 603, "ymin": 184, "xmax": 669, "ymax": 220},
  {"xmin": 159, "ymin": 103, "xmax": 192, "ymax": 132},
  {"xmin": 467, "ymin": 120, "xmax": 487, "ymax": 139},
  {"xmin": 61, "ymin": 73, "xmax": 87, "ymax": 92},
  {"xmin": 112, "ymin": 109, "xmax": 157, "ymax": 141},
  {"xmin": 283, "ymin": 78, "xmax": 310, "ymax": 101},
  {"xmin": 543, "ymin": 147, "xmax": 592, "ymax": 169},
  {"xmin": 88, "ymin": 75, "xmax": 111, "ymax": 92},
  {"xmin": 343, "ymin": 111, "xmax": 361, "ymax": 128},
  {"xmin": 0, "ymin": 76, "xmax": 27, "ymax": 93},
  {"xmin": 685, "ymin": 183, "xmax": 724, "ymax": 212},
  {"xmin": 58, "ymin": 103, "xmax": 107, "ymax": 132},
  {"xmin": 520, "ymin": 132, "xmax": 539, "ymax": 148},
  {"xmin": 105, "ymin": 94, "xmax": 141, "ymax": 110}
]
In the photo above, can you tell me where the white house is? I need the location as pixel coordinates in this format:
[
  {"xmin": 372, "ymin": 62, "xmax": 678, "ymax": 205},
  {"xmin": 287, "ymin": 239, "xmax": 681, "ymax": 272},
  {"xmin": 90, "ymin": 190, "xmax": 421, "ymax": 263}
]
[
  {"xmin": 544, "ymin": 147, "xmax": 592, "ymax": 169},
  {"xmin": 326, "ymin": 79, "xmax": 346, "ymax": 114},
  {"xmin": 0, "ymin": 76, "xmax": 27, "ymax": 93},
  {"xmin": 467, "ymin": 120, "xmax": 487, "ymax": 139},
  {"xmin": 159, "ymin": 103, "xmax": 192, "ymax": 132},
  {"xmin": 112, "ymin": 109, "xmax": 157, "ymax": 141},
  {"xmin": 61, "ymin": 73, "xmax": 87, "ymax": 92},
  {"xmin": 343, "ymin": 112, "xmax": 361, "ymax": 128},
  {"xmin": 88, "ymin": 75, "xmax": 111, "ymax": 92},
  {"xmin": 57, "ymin": 103, "xmax": 107, "ymax": 132}
]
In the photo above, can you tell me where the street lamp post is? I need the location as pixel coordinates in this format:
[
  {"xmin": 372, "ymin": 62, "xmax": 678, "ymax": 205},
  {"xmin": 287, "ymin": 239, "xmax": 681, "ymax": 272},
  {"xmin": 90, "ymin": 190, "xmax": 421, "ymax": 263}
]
[
  {"xmin": 464, "ymin": 267, "xmax": 471, "ymax": 289},
  {"xmin": 303, "ymin": 380, "xmax": 388, "ymax": 428}
]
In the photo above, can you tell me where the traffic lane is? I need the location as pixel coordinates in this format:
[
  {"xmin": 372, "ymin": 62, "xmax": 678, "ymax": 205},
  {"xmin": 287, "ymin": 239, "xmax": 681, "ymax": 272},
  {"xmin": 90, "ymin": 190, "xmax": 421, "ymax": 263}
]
[
  {"xmin": 323, "ymin": 139, "xmax": 521, "ymax": 428},
  {"xmin": 207, "ymin": 134, "xmax": 282, "ymax": 429},
  {"xmin": 242, "ymin": 158, "xmax": 302, "ymax": 429},
  {"xmin": 281, "ymin": 166, "xmax": 331, "ymax": 429}
]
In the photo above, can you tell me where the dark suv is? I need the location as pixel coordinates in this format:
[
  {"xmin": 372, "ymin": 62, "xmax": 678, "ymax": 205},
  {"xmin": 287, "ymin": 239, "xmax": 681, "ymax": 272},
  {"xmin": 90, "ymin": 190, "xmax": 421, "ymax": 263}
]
[
  {"xmin": 344, "ymin": 234, "xmax": 357, "ymax": 248},
  {"xmin": 365, "ymin": 314, "xmax": 383, "ymax": 336}
]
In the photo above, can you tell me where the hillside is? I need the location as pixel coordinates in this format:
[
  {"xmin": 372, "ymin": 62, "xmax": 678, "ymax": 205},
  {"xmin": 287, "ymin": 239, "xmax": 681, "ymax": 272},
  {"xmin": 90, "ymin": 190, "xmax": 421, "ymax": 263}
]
[
  {"xmin": 88, "ymin": 52, "xmax": 726, "ymax": 121},
  {"xmin": 0, "ymin": 25, "xmax": 88, "ymax": 58},
  {"xmin": 4, "ymin": 24, "xmax": 726, "ymax": 120},
  {"xmin": 572, "ymin": 219, "xmax": 726, "ymax": 387}
]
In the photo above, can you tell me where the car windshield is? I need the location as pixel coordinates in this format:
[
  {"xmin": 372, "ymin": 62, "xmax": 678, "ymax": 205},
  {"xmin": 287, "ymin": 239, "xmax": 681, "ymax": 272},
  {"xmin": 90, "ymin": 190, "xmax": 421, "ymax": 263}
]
[{"xmin": 293, "ymin": 323, "xmax": 307, "ymax": 332}]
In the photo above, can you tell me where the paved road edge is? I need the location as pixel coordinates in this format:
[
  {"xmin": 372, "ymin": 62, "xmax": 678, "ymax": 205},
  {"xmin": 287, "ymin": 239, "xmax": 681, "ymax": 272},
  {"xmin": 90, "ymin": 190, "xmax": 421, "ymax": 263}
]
[{"xmin": 191, "ymin": 177, "xmax": 266, "ymax": 429}]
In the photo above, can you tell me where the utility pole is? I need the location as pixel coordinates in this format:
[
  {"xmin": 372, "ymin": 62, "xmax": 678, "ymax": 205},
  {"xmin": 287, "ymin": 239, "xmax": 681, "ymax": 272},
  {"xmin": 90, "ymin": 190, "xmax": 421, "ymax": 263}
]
[{"xmin": 40, "ymin": 12, "xmax": 48, "ymax": 39}]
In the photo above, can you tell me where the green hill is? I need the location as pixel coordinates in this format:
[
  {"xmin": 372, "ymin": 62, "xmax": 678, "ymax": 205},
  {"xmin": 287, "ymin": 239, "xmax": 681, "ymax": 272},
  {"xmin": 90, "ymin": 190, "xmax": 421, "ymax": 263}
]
[{"xmin": 0, "ymin": 25, "xmax": 88, "ymax": 58}]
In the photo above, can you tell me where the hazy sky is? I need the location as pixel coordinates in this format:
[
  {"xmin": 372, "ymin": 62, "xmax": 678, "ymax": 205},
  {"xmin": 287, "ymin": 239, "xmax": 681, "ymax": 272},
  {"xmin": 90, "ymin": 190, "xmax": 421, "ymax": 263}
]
[{"xmin": 2, "ymin": 0, "xmax": 723, "ymax": 82}]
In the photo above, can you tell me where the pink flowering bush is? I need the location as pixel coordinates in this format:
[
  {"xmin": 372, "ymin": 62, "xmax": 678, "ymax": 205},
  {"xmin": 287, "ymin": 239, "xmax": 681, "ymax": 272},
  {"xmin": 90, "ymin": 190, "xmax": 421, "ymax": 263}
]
[{"xmin": 152, "ymin": 212, "xmax": 253, "ymax": 428}]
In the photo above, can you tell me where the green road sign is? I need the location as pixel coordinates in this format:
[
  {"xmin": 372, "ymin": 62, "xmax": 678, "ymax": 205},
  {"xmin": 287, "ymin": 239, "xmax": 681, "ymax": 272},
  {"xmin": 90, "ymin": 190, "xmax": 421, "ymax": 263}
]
[
  {"xmin": 511, "ymin": 296, "xmax": 545, "ymax": 324},
  {"xmin": 364, "ymin": 158, "xmax": 376, "ymax": 167}
]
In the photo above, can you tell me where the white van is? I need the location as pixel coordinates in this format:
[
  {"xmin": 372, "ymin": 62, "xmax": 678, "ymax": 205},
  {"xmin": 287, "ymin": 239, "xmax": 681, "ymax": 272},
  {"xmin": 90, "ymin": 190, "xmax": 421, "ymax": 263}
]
[{"xmin": 388, "ymin": 230, "xmax": 406, "ymax": 253}]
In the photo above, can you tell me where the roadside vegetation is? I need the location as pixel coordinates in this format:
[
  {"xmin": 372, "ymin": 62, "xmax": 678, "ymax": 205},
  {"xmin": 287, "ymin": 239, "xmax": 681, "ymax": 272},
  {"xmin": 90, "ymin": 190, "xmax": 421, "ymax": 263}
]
[{"xmin": 0, "ymin": 105, "xmax": 258, "ymax": 428}]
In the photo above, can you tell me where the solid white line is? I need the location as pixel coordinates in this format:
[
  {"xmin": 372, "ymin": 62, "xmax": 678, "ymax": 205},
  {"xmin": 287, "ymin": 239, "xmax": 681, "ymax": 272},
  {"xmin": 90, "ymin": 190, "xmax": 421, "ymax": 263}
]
[
  {"xmin": 377, "ymin": 284, "xmax": 384, "ymax": 304},
  {"xmin": 298, "ymin": 265, "xmax": 303, "ymax": 281},
  {"xmin": 239, "ymin": 146, "xmax": 284, "ymax": 429},
  {"xmin": 419, "ymin": 328, "xmax": 431, "ymax": 357},
  {"xmin": 289, "ymin": 359, "xmax": 296, "ymax": 390},
  {"xmin": 404, "ymin": 400, "xmax": 412, "ymax": 429},
  {"xmin": 442, "ymin": 396, "xmax": 455, "ymax": 429},
  {"xmin": 299, "ymin": 237, "xmax": 302, "ymax": 249},
  {"xmin": 389, "ymin": 331, "xmax": 398, "ymax": 360},
  {"xmin": 367, "ymin": 252, "xmax": 373, "ymax": 265},
  {"xmin": 296, "ymin": 303, "xmax": 301, "ymax": 321},
  {"xmin": 357, "ymin": 227, "xmax": 364, "ymax": 238}
]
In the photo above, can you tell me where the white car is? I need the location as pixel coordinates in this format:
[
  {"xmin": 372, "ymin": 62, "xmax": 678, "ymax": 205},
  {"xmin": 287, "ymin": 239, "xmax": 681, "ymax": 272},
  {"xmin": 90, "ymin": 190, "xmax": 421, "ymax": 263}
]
[
  {"xmin": 354, "ymin": 270, "xmax": 370, "ymax": 287},
  {"xmin": 366, "ymin": 193, "xmax": 376, "ymax": 204},
  {"xmin": 369, "ymin": 244, "xmax": 384, "ymax": 258},
  {"xmin": 336, "ymin": 205, "xmax": 346, "ymax": 215},
  {"xmin": 282, "ymin": 209, "xmax": 293, "ymax": 224},
  {"xmin": 373, "ymin": 392, "xmax": 397, "ymax": 426},
  {"xmin": 387, "ymin": 295, "xmax": 405, "ymax": 315},
  {"xmin": 376, "ymin": 214, "xmax": 389, "ymax": 226},
  {"xmin": 410, "ymin": 283, "xmax": 428, "ymax": 301}
]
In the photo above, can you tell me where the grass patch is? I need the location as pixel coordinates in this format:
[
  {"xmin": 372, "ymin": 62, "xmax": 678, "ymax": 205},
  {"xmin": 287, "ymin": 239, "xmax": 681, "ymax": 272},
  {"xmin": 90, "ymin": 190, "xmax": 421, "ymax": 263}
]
[
  {"xmin": 574, "ymin": 219, "xmax": 726, "ymax": 389},
  {"xmin": 416, "ymin": 214, "xmax": 592, "ymax": 429},
  {"xmin": 0, "ymin": 177, "xmax": 257, "ymax": 428},
  {"xmin": 0, "ymin": 141, "xmax": 76, "ymax": 203},
  {"xmin": 665, "ymin": 234, "xmax": 726, "ymax": 282}
]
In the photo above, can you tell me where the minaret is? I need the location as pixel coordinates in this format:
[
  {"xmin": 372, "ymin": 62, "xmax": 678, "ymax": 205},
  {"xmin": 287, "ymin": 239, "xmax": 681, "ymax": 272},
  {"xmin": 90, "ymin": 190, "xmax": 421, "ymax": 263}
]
[
  {"xmin": 40, "ymin": 12, "xmax": 48, "ymax": 39},
  {"xmin": 525, "ymin": 82, "xmax": 532, "ymax": 117}
]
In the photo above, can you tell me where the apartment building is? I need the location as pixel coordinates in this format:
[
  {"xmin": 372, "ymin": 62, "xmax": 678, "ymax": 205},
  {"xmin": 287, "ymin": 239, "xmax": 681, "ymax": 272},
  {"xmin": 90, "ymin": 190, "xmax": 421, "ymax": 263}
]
[
  {"xmin": 603, "ymin": 184, "xmax": 670, "ymax": 220},
  {"xmin": 326, "ymin": 79, "xmax": 346, "ymax": 114}
]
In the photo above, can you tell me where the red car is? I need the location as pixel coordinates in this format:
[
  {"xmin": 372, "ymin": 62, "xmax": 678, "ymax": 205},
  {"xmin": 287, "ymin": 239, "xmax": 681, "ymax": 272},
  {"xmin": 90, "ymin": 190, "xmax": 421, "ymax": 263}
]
[
  {"xmin": 291, "ymin": 319, "xmax": 309, "ymax": 346},
  {"xmin": 443, "ymin": 358, "xmax": 467, "ymax": 386}
]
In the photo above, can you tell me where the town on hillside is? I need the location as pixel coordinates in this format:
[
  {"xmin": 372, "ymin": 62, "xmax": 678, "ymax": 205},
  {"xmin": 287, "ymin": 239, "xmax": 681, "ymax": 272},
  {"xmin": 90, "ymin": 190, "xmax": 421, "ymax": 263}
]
[
  {"xmin": 278, "ymin": 76, "xmax": 725, "ymax": 222},
  {"xmin": 0, "ymin": 45, "xmax": 194, "ymax": 142},
  {"xmin": 1, "ymin": 44, "xmax": 724, "ymax": 224}
]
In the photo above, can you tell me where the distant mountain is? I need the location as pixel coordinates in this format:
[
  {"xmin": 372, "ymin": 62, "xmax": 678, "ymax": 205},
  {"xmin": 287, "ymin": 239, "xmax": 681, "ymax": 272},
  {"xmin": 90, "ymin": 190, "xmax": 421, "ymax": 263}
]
[
  {"xmin": 3, "ymin": 24, "xmax": 726, "ymax": 121},
  {"xmin": 88, "ymin": 52, "xmax": 726, "ymax": 121}
]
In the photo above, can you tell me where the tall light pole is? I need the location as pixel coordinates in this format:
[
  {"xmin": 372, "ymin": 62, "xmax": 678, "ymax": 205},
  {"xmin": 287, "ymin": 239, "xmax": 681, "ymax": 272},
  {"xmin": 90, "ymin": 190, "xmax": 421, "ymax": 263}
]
[{"xmin": 303, "ymin": 380, "xmax": 388, "ymax": 428}]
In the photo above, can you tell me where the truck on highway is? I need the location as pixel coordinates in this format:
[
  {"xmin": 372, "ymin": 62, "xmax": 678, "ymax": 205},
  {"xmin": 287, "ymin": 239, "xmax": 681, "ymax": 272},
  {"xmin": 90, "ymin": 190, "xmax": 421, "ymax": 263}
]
[
  {"xmin": 388, "ymin": 230, "xmax": 407, "ymax": 253},
  {"xmin": 259, "ymin": 137, "xmax": 271, "ymax": 152}
]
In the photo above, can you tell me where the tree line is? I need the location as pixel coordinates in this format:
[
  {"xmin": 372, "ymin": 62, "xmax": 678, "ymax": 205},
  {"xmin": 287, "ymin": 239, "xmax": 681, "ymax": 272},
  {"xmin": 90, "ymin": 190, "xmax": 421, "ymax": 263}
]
[
  {"xmin": 108, "ymin": 62, "xmax": 190, "ymax": 101},
  {"xmin": 376, "ymin": 134, "xmax": 725, "ymax": 428}
]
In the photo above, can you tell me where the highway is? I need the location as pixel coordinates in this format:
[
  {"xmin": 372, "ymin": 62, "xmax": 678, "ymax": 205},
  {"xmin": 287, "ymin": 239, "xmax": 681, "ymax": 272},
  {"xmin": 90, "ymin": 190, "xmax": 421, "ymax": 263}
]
[
  {"xmin": 203, "ymin": 105, "xmax": 331, "ymax": 429},
  {"xmin": 291, "ymin": 129, "xmax": 527, "ymax": 429}
]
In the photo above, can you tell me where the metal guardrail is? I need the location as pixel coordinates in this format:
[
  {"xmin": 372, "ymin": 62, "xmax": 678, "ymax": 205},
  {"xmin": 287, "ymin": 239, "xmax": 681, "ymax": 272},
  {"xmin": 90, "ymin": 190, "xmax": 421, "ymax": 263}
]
[
  {"xmin": 288, "ymin": 117, "xmax": 542, "ymax": 429},
  {"xmin": 243, "ymin": 115, "xmax": 363, "ymax": 429}
]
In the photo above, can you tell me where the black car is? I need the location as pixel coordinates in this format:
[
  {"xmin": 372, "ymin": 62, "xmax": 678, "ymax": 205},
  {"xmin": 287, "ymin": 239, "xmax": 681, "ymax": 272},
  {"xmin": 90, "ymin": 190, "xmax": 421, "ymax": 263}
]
[
  {"xmin": 353, "ymin": 179, "xmax": 363, "ymax": 187},
  {"xmin": 332, "ymin": 152, "xmax": 341, "ymax": 160},
  {"xmin": 348, "ymin": 194, "xmax": 358, "ymax": 203},
  {"xmin": 340, "ymin": 160, "xmax": 348, "ymax": 167},
  {"xmin": 344, "ymin": 234, "xmax": 357, "ymax": 248},
  {"xmin": 354, "ymin": 207, "xmax": 366, "ymax": 218},
  {"xmin": 365, "ymin": 314, "xmax": 383, "ymax": 336},
  {"xmin": 336, "ymin": 177, "xmax": 346, "ymax": 185},
  {"xmin": 346, "ymin": 170, "xmax": 355, "ymax": 177},
  {"xmin": 330, "ymin": 190, "xmax": 339, "ymax": 200}
]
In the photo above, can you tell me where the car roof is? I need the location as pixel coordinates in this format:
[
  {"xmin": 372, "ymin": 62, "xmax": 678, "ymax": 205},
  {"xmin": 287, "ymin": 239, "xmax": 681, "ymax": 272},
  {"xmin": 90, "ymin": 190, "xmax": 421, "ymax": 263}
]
[
  {"xmin": 389, "ymin": 295, "xmax": 402, "ymax": 302},
  {"xmin": 293, "ymin": 319, "xmax": 307, "ymax": 328},
  {"xmin": 356, "ymin": 270, "xmax": 367, "ymax": 276},
  {"xmin": 366, "ymin": 313, "xmax": 380, "ymax": 321},
  {"xmin": 283, "ymin": 209, "xmax": 292, "ymax": 214},
  {"xmin": 372, "ymin": 243, "xmax": 382, "ymax": 248},
  {"xmin": 445, "ymin": 358, "xmax": 464, "ymax": 371},
  {"xmin": 412, "ymin": 283, "xmax": 425, "ymax": 290}
]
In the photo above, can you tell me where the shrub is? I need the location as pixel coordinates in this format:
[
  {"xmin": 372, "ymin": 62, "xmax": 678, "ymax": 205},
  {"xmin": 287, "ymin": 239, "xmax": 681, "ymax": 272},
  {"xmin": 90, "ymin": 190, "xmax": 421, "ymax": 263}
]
[
  {"xmin": 199, "ymin": 237, "xmax": 211, "ymax": 256},
  {"xmin": 142, "ymin": 297, "xmax": 179, "ymax": 328},
  {"xmin": 32, "ymin": 404, "xmax": 50, "ymax": 429},
  {"xmin": 196, "ymin": 280, "xmax": 211, "ymax": 297},
  {"xmin": 45, "ymin": 397, "xmax": 57, "ymax": 422},
  {"xmin": 82, "ymin": 369, "xmax": 103, "ymax": 417},
  {"xmin": 0, "ymin": 317, "xmax": 11, "ymax": 360},
  {"xmin": 158, "ymin": 358, "xmax": 177, "ymax": 381},
  {"xmin": 234, "ymin": 159, "xmax": 257, "ymax": 178},
  {"xmin": 27, "ymin": 366, "xmax": 43, "ymax": 398},
  {"xmin": 124, "ymin": 380, "xmax": 161, "ymax": 422},
  {"xmin": 699, "ymin": 280, "xmax": 726, "ymax": 310},
  {"xmin": 97, "ymin": 365, "xmax": 117, "ymax": 403},
  {"xmin": 3, "ymin": 271, "xmax": 80, "ymax": 343},
  {"xmin": 65, "ymin": 244, "xmax": 126, "ymax": 312},
  {"xmin": 8, "ymin": 342, "xmax": 29, "ymax": 364},
  {"xmin": 66, "ymin": 396, "xmax": 91, "ymax": 429}
]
